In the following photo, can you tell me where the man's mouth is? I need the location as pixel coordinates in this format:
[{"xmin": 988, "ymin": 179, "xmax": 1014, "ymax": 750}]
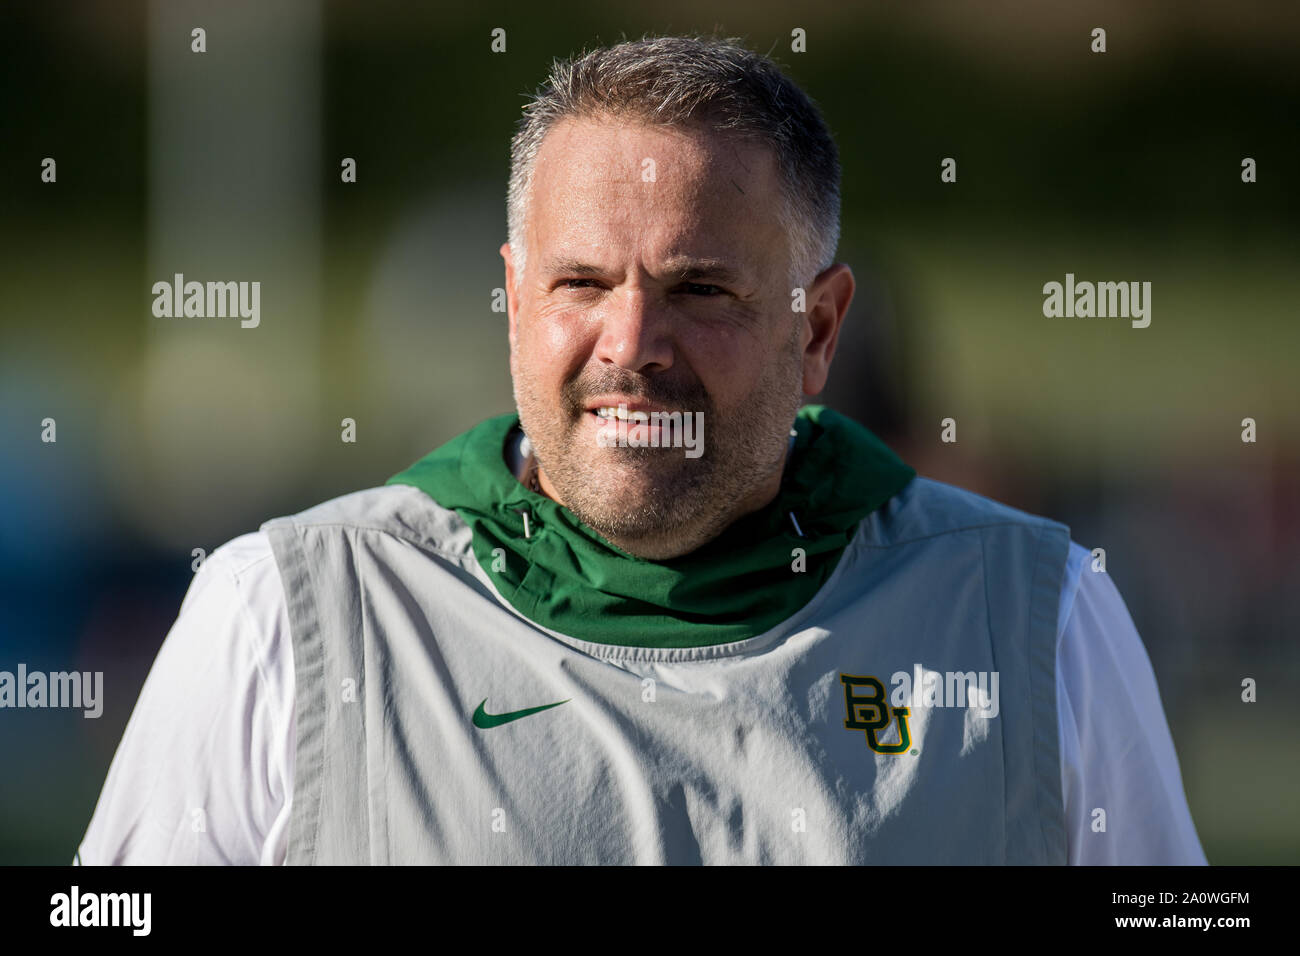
[
  {"xmin": 592, "ymin": 405, "xmax": 652, "ymax": 423},
  {"xmin": 583, "ymin": 396, "xmax": 678, "ymax": 420},
  {"xmin": 586, "ymin": 405, "xmax": 665, "ymax": 441},
  {"xmin": 581, "ymin": 401, "xmax": 690, "ymax": 449}
]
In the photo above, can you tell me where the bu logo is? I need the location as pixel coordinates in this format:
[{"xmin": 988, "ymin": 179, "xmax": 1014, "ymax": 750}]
[{"xmin": 840, "ymin": 674, "xmax": 912, "ymax": 754}]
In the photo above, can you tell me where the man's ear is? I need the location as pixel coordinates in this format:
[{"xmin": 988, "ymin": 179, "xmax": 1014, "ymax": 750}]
[
  {"xmin": 800, "ymin": 263, "xmax": 854, "ymax": 397},
  {"xmin": 500, "ymin": 241, "xmax": 519, "ymax": 347}
]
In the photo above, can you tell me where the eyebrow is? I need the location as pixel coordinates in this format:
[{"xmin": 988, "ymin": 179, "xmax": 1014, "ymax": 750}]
[{"xmin": 542, "ymin": 256, "xmax": 748, "ymax": 286}]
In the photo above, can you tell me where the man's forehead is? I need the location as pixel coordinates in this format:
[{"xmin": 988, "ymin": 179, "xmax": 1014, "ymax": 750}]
[{"xmin": 528, "ymin": 115, "xmax": 786, "ymax": 272}]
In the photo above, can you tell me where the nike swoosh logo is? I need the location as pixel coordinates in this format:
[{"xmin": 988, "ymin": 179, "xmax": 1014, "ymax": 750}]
[{"xmin": 472, "ymin": 697, "xmax": 570, "ymax": 729}]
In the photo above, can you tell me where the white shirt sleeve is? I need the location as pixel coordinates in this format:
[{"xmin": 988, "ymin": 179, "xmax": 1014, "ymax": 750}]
[
  {"xmin": 1056, "ymin": 541, "xmax": 1207, "ymax": 864},
  {"xmin": 74, "ymin": 533, "xmax": 294, "ymax": 866}
]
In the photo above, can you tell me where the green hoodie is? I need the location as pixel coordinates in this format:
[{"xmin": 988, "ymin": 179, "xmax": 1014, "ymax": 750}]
[{"xmin": 387, "ymin": 404, "xmax": 915, "ymax": 648}]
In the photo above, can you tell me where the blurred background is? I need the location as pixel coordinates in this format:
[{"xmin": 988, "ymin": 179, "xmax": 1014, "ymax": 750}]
[{"xmin": 1, "ymin": 0, "xmax": 1296, "ymax": 863}]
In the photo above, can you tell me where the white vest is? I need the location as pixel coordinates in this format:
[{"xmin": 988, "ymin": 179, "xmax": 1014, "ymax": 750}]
[{"xmin": 262, "ymin": 475, "xmax": 1069, "ymax": 864}]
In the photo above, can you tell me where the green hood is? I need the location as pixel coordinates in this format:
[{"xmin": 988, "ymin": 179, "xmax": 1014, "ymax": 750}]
[{"xmin": 387, "ymin": 405, "xmax": 914, "ymax": 648}]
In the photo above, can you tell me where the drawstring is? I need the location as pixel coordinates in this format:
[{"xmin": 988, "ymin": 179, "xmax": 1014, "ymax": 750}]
[
  {"xmin": 785, "ymin": 427, "xmax": 806, "ymax": 539},
  {"xmin": 514, "ymin": 434, "xmax": 540, "ymax": 540}
]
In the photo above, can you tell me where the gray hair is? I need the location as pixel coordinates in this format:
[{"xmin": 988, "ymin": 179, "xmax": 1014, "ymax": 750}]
[{"xmin": 506, "ymin": 34, "xmax": 842, "ymax": 293}]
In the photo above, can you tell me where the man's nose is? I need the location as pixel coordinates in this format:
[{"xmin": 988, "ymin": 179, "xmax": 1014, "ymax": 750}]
[{"xmin": 592, "ymin": 288, "xmax": 674, "ymax": 375}]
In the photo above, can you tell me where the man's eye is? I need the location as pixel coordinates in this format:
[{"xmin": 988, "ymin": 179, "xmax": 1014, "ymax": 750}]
[
  {"xmin": 561, "ymin": 278, "xmax": 598, "ymax": 290},
  {"xmin": 680, "ymin": 283, "xmax": 724, "ymax": 296}
]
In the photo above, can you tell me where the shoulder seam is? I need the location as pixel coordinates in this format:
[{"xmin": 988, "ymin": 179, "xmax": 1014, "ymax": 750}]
[
  {"xmin": 208, "ymin": 532, "xmax": 278, "ymax": 579},
  {"xmin": 267, "ymin": 520, "xmax": 473, "ymax": 567}
]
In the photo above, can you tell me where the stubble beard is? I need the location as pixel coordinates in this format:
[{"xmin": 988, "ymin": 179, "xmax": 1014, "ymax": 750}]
[{"xmin": 512, "ymin": 325, "xmax": 805, "ymax": 560}]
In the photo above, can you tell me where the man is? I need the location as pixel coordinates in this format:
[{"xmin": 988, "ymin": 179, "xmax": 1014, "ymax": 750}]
[{"xmin": 76, "ymin": 35, "xmax": 1205, "ymax": 865}]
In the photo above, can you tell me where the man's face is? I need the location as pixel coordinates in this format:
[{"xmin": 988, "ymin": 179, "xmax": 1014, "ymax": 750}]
[{"xmin": 503, "ymin": 114, "xmax": 843, "ymax": 560}]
